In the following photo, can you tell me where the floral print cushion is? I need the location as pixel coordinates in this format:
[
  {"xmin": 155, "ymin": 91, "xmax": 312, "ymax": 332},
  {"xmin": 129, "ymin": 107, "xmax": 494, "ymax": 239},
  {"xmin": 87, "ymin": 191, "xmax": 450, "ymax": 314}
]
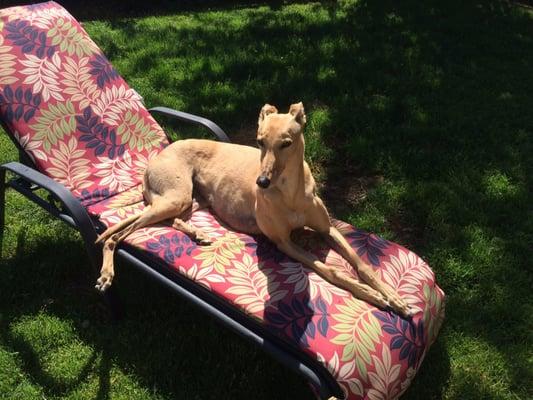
[
  {"xmin": 0, "ymin": 1, "xmax": 168, "ymax": 205},
  {"xmin": 88, "ymin": 188, "xmax": 446, "ymax": 400}
]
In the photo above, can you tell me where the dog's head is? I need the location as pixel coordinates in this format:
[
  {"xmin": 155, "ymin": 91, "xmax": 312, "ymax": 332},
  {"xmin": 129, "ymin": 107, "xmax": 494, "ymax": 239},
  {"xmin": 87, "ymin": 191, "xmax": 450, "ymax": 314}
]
[{"xmin": 255, "ymin": 102, "xmax": 306, "ymax": 189}]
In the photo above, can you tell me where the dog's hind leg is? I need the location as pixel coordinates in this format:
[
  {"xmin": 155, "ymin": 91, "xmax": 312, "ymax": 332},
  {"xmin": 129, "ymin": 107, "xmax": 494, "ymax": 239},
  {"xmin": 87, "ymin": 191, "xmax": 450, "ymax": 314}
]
[
  {"xmin": 96, "ymin": 195, "xmax": 192, "ymax": 291},
  {"xmin": 95, "ymin": 210, "xmax": 145, "ymax": 244},
  {"xmin": 172, "ymin": 218, "xmax": 211, "ymax": 245}
]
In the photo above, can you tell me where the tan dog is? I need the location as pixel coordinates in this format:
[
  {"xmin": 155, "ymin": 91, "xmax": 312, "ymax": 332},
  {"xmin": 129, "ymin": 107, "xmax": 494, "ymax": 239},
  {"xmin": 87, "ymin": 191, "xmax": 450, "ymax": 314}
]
[{"xmin": 95, "ymin": 103, "xmax": 412, "ymax": 317}]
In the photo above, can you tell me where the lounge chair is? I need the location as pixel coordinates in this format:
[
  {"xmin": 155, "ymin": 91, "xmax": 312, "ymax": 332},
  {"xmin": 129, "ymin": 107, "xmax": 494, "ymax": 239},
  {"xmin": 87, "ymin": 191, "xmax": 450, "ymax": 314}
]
[{"xmin": 0, "ymin": 2, "xmax": 445, "ymax": 399}]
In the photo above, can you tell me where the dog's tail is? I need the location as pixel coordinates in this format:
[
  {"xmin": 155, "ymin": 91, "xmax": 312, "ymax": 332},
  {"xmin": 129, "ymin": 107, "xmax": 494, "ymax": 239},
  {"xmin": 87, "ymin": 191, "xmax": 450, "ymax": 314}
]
[{"xmin": 95, "ymin": 209, "xmax": 146, "ymax": 244}]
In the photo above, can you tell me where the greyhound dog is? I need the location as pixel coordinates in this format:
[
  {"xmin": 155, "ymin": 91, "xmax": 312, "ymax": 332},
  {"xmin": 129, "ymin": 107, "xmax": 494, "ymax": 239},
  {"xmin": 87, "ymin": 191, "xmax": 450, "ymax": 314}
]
[{"xmin": 95, "ymin": 102, "xmax": 412, "ymax": 318}]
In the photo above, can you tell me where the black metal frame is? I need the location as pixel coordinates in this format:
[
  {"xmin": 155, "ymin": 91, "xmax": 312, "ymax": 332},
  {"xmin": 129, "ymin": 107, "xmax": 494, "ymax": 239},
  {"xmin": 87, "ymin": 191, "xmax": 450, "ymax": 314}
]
[{"xmin": 0, "ymin": 108, "xmax": 344, "ymax": 400}]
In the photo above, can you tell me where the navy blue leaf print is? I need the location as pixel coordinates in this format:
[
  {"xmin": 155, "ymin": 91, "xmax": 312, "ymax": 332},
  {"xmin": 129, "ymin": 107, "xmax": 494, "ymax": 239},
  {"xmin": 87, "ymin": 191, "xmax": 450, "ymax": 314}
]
[
  {"xmin": 164, "ymin": 248, "xmax": 174, "ymax": 264},
  {"xmin": 373, "ymin": 310, "xmax": 425, "ymax": 368},
  {"xmin": 0, "ymin": 86, "xmax": 41, "ymax": 123},
  {"xmin": 400, "ymin": 343, "xmax": 412, "ymax": 360},
  {"xmin": 76, "ymin": 107, "xmax": 121, "ymax": 159},
  {"xmin": 390, "ymin": 335, "xmax": 404, "ymax": 350},
  {"xmin": 318, "ymin": 315, "xmax": 328, "ymax": 337},
  {"xmin": 316, "ymin": 296, "xmax": 327, "ymax": 314},
  {"xmin": 382, "ymin": 324, "xmax": 399, "ymax": 335},
  {"xmin": 95, "ymin": 143, "xmax": 106, "ymax": 156},
  {"xmin": 3, "ymin": 86, "xmax": 13, "ymax": 100},
  {"xmin": 5, "ymin": 20, "xmax": 56, "ymax": 59},
  {"xmin": 265, "ymin": 297, "xmax": 330, "ymax": 348},
  {"xmin": 78, "ymin": 188, "xmax": 110, "ymax": 205},
  {"xmin": 15, "ymin": 87, "xmax": 23, "ymax": 102},
  {"xmin": 346, "ymin": 229, "xmax": 390, "ymax": 266},
  {"xmin": 145, "ymin": 233, "xmax": 197, "ymax": 265},
  {"xmin": 24, "ymin": 88, "xmax": 32, "ymax": 103},
  {"xmin": 373, "ymin": 311, "xmax": 390, "ymax": 323},
  {"xmin": 89, "ymin": 54, "xmax": 120, "ymax": 88},
  {"xmin": 305, "ymin": 320, "xmax": 316, "ymax": 340},
  {"xmin": 5, "ymin": 106, "xmax": 13, "ymax": 121},
  {"xmin": 146, "ymin": 242, "xmax": 161, "ymax": 251},
  {"xmin": 14, "ymin": 105, "xmax": 23, "ymax": 120}
]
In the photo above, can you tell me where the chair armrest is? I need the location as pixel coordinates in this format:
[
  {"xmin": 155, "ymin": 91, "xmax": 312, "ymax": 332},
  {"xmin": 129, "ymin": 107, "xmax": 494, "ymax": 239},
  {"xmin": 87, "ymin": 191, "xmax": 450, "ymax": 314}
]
[
  {"xmin": 1, "ymin": 161, "xmax": 101, "ymax": 268},
  {"xmin": 149, "ymin": 106, "xmax": 230, "ymax": 143}
]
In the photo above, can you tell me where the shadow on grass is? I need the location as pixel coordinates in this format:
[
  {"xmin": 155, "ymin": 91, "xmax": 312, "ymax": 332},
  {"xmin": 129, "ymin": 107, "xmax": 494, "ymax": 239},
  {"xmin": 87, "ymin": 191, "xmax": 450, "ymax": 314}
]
[
  {"xmin": 0, "ymin": 230, "xmax": 314, "ymax": 399},
  {"xmin": 0, "ymin": 0, "xmax": 299, "ymax": 21},
  {"xmin": 83, "ymin": 0, "xmax": 531, "ymax": 396}
]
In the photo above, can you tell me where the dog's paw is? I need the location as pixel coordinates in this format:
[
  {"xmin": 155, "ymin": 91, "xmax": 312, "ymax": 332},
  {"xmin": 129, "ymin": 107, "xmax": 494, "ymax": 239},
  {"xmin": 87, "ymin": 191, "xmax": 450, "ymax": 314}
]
[
  {"xmin": 95, "ymin": 272, "xmax": 114, "ymax": 292},
  {"xmin": 194, "ymin": 232, "xmax": 212, "ymax": 246},
  {"xmin": 389, "ymin": 297, "xmax": 414, "ymax": 319}
]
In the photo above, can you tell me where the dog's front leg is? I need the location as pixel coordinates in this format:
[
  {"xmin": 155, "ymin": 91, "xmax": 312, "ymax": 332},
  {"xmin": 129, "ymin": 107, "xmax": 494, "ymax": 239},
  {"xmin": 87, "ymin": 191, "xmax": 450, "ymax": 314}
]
[
  {"xmin": 304, "ymin": 196, "xmax": 412, "ymax": 317},
  {"xmin": 322, "ymin": 225, "xmax": 413, "ymax": 318},
  {"xmin": 275, "ymin": 239, "xmax": 390, "ymax": 310}
]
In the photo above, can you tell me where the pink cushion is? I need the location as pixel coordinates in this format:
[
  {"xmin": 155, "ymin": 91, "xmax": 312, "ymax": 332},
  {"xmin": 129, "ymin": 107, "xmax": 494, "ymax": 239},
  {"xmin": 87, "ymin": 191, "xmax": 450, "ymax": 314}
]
[
  {"xmin": 1, "ymin": 2, "xmax": 446, "ymax": 399},
  {"xmin": 88, "ymin": 188, "xmax": 446, "ymax": 400},
  {"xmin": 0, "ymin": 1, "xmax": 169, "ymax": 205}
]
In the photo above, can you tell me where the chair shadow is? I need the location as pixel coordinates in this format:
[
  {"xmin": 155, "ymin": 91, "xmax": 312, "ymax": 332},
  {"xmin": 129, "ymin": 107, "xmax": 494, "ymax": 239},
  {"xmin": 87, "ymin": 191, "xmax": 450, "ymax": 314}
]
[{"xmin": 0, "ymin": 227, "xmax": 315, "ymax": 400}]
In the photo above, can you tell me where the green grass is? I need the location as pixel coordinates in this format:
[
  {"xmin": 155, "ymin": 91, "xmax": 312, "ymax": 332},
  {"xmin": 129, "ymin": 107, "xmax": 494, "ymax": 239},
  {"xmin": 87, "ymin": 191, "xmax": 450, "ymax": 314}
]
[{"xmin": 1, "ymin": 1, "xmax": 532, "ymax": 399}]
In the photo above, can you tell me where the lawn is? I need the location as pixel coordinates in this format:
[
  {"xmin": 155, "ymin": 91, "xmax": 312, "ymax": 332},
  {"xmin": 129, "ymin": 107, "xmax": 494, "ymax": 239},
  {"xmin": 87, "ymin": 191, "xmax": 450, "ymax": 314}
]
[{"xmin": 1, "ymin": 1, "xmax": 532, "ymax": 399}]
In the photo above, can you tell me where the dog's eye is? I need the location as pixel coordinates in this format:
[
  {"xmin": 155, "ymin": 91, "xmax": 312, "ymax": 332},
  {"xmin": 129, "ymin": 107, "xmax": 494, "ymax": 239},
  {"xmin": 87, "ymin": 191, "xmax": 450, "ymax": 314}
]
[
  {"xmin": 280, "ymin": 141, "xmax": 292, "ymax": 149},
  {"xmin": 257, "ymin": 139, "xmax": 264, "ymax": 148}
]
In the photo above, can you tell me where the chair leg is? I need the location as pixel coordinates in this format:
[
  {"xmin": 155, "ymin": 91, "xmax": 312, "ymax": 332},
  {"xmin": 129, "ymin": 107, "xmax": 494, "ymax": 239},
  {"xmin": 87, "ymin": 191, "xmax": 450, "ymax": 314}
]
[
  {"xmin": 86, "ymin": 247, "xmax": 124, "ymax": 321},
  {"xmin": 78, "ymin": 227, "xmax": 124, "ymax": 321},
  {"xmin": 103, "ymin": 286, "xmax": 124, "ymax": 322}
]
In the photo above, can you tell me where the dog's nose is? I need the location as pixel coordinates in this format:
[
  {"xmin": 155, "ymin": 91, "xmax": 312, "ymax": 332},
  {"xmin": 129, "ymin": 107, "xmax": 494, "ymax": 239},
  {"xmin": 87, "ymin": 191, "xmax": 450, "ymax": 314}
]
[{"xmin": 256, "ymin": 176, "xmax": 271, "ymax": 189}]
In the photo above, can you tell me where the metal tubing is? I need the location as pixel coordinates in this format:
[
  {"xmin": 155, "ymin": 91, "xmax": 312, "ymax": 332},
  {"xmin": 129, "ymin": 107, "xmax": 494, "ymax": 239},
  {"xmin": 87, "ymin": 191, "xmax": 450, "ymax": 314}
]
[
  {"xmin": 117, "ymin": 248, "xmax": 343, "ymax": 399},
  {"xmin": 149, "ymin": 106, "xmax": 230, "ymax": 143}
]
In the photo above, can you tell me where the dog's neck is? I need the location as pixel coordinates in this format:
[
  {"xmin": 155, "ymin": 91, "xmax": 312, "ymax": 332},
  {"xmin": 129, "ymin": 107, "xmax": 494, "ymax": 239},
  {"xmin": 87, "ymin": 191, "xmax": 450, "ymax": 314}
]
[{"xmin": 275, "ymin": 139, "xmax": 306, "ymax": 208}]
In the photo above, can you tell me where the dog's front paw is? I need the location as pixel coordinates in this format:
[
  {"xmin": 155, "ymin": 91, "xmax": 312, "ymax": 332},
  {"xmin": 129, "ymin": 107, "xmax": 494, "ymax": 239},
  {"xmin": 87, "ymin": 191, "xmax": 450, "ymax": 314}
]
[
  {"xmin": 95, "ymin": 272, "xmax": 114, "ymax": 292},
  {"xmin": 194, "ymin": 231, "xmax": 212, "ymax": 246},
  {"xmin": 388, "ymin": 296, "xmax": 414, "ymax": 319}
]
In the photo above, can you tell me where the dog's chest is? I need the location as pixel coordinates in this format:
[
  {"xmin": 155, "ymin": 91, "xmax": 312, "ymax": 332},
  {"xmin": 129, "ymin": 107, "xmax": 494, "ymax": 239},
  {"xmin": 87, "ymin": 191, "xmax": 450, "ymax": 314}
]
[{"xmin": 287, "ymin": 209, "xmax": 306, "ymax": 229}]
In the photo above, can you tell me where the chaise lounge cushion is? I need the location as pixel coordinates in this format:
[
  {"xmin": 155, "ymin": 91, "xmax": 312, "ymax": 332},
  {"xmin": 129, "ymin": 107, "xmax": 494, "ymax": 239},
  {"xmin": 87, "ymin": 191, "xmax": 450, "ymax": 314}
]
[
  {"xmin": 0, "ymin": 2, "xmax": 445, "ymax": 399},
  {"xmin": 87, "ymin": 187, "xmax": 446, "ymax": 400},
  {"xmin": 0, "ymin": 1, "xmax": 168, "ymax": 206}
]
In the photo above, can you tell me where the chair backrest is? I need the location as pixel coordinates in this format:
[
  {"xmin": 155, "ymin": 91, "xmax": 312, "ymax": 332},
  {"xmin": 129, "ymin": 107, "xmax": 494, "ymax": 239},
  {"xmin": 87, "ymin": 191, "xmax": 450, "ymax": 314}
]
[{"xmin": 0, "ymin": 1, "xmax": 169, "ymax": 205}]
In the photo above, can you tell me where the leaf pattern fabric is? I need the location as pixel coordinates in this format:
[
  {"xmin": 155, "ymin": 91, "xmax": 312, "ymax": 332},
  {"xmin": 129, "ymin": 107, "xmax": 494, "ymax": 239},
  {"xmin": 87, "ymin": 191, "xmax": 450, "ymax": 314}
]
[
  {"xmin": 0, "ymin": 1, "xmax": 168, "ymax": 206},
  {"xmin": 1, "ymin": 3, "xmax": 446, "ymax": 399}
]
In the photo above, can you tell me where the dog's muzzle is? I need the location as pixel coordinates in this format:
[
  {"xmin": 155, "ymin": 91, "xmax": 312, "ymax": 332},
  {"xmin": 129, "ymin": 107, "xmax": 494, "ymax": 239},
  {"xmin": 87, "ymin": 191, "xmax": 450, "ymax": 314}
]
[{"xmin": 256, "ymin": 176, "xmax": 271, "ymax": 189}]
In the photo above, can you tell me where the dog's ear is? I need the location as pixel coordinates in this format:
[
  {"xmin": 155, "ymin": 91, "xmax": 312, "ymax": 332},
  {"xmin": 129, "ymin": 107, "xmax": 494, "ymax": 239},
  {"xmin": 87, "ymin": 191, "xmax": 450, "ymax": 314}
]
[
  {"xmin": 289, "ymin": 102, "xmax": 306, "ymax": 126},
  {"xmin": 258, "ymin": 104, "xmax": 278, "ymax": 125}
]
